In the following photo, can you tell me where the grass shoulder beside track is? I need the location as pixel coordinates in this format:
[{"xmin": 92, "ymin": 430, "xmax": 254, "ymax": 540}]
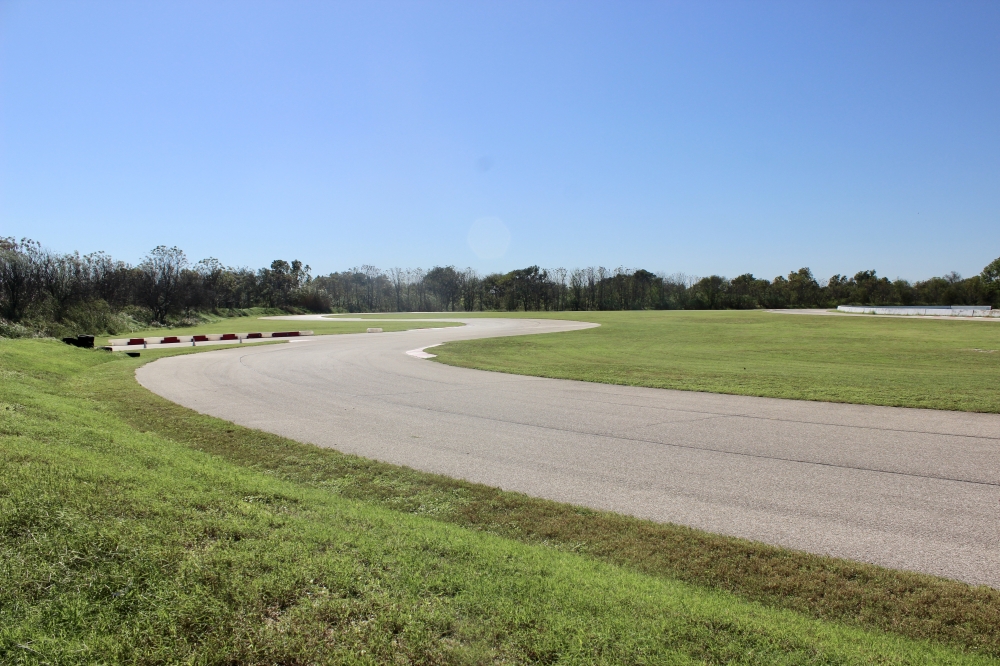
[
  {"xmin": 2, "ymin": 338, "xmax": 1000, "ymax": 664},
  {"xmin": 414, "ymin": 310, "xmax": 1000, "ymax": 413}
]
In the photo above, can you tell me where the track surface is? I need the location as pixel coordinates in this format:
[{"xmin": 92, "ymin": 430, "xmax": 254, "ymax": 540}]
[{"xmin": 137, "ymin": 317, "xmax": 1000, "ymax": 587}]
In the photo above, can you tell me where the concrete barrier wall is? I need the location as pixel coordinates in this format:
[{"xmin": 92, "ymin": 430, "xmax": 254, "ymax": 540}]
[{"xmin": 837, "ymin": 306, "xmax": 997, "ymax": 317}]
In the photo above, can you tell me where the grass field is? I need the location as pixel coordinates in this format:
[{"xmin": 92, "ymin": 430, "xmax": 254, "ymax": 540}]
[
  {"xmin": 100, "ymin": 314, "xmax": 462, "ymax": 346},
  {"xmin": 406, "ymin": 310, "xmax": 1000, "ymax": 413},
  {"xmin": 4, "ymin": 338, "xmax": 1000, "ymax": 663}
]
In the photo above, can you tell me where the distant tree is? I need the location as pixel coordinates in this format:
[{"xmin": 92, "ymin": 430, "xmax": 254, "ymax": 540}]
[
  {"xmin": 291, "ymin": 286, "xmax": 332, "ymax": 312},
  {"xmin": 982, "ymin": 256, "xmax": 1000, "ymax": 286},
  {"xmin": 8, "ymin": 231, "xmax": 1000, "ymax": 333},
  {"xmin": 38, "ymin": 250, "xmax": 83, "ymax": 320},
  {"xmin": 913, "ymin": 276, "xmax": 949, "ymax": 305},
  {"xmin": 826, "ymin": 274, "xmax": 851, "ymax": 304},
  {"xmin": 82, "ymin": 251, "xmax": 134, "ymax": 307},
  {"xmin": 505, "ymin": 266, "xmax": 548, "ymax": 311},
  {"xmin": 729, "ymin": 273, "xmax": 769, "ymax": 309},
  {"xmin": 661, "ymin": 274, "xmax": 692, "ymax": 309},
  {"xmin": 892, "ymin": 279, "xmax": 916, "ymax": 305},
  {"xmin": 692, "ymin": 275, "xmax": 726, "ymax": 309},
  {"xmin": 425, "ymin": 266, "xmax": 460, "ymax": 311},
  {"xmin": 459, "ymin": 268, "xmax": 481, "ymax": 311},
  {"xmin": 605, "ymin": 268, "xmax": 654, "ymax": 309},
  {"xmin": 389, "ymin": 267, "xmax": 406, "ymax": 311},
  {"xmin": 138, "ymin": 246, "xmax": 188, "ymax": 322},
  {"xmin": 0, "ymin": 238, "xmax": 42, "ymax": 321},
  {"xmin": 261, "ymin": 259, "xmax": 310, "ymax": 308},
  {"xmin": 787, "ymin": 268, "xmax": 820, "ymax": 307},
  {"xmin": 552, "ymin": 268, "xmax": 568, "ymax": 310},
  {"xmin": 192, "ymin": 258, "xmax": 219, "ymax": 307},
  {"xmin": 849, "ymin": 270, "xmax": 896, "ymax": 305},
  {"xmin": 359, "ymin": 265, "xmax": 382, "ymax": 311},
  {"xmin": 769, "ymin": 275, "xmax": 791, "ymax": 308},
  {"xmin": 480, "ymin": 272, "xmax": 508, "ymax": 310}
]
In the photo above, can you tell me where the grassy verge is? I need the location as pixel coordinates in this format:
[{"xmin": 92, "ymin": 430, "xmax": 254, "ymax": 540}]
[
  {"xmin": 2, "ymin": 340, "xmax": 999, "ymax": 664},
  {"xmin": 416, "ymin": 310, "xmax": 1000, "ymax": 412},
  {"xmin": 101, "ymin": 316, "xmax": 461, "ymax": 345}
]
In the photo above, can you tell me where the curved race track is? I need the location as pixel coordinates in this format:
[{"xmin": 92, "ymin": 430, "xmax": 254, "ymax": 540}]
[{"xmin": 137, "ymin": 317, "xmax": 1000, "ymax": 587}]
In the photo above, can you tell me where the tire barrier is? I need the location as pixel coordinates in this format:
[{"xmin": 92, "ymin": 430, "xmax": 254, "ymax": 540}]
[
  {"xmin": 62, "ymin": 335, "xmax": 95, "ymax": 348},
  {"xmin": 107, "ymin": 331, "xmax": 313, "ymax": 349}
]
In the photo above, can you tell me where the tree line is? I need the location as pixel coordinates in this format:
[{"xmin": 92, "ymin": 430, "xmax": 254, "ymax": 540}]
[{"xmin": 2, "ymin": 236, "xmax": 999, "ymax": 336}]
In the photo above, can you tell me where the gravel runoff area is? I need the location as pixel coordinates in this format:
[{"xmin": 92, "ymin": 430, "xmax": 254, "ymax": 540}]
[{"xmin": 137, "ymin": 316, "xmax": 1000, "ymax": 588}]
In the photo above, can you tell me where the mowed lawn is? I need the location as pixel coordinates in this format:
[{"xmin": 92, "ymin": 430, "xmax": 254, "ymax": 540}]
[
  {"xmin": 101, "ymin": 314, "xmax": 461, "ymax": 346},
  {"xmin": 5, "ymin": 339, "xmax": 1000, "ymax": 664},
  {"xmin": 425, "ymin": 310, "xmax": 1000, "ymax": 412}
]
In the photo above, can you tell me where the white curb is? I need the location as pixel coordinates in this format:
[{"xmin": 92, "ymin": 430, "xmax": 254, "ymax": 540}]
[{"xmin": 405, "ymin": 344, "xmax": 441, "ymax": 359}]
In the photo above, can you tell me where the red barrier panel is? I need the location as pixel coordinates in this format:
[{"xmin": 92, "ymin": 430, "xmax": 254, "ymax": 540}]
[
  {"xmin": 247, "ymin": 332, "xmax": 263, "ymax": 339},
  {"xmin": 128, "ymin": 338, "xmax": 145, "ymax": 346},
  {"xmin": 193, "ymin": 335, "xmax": 209, "ymax": 342},
  {"xmin": 221, "ymin": 333, "xmax": 238, "ymax": 340},
  {"xmin": 162, "ymin": 336, "xmax": 180, "ymax": 344},
  {"xmin": 272, "ymin": 331, "xmax": 300, "ymax": 337}
]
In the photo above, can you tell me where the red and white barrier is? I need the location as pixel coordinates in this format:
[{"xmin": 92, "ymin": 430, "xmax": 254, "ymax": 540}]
[{"xmin": 108, "ymin": 331, "xmax": 313, "ymax": 349}]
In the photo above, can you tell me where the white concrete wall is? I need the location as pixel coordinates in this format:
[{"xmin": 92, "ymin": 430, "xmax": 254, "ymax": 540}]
[{"xmin": 836, "ymin": 305, "xmax": 997, "ymax": 317}]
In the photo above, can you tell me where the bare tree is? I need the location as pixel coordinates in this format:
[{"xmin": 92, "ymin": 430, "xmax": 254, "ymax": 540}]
[
  {"xmin": 83, "ymin": 251, "xmax": 134, "ymax": 307},
  {"xmin": 38, "ymin": 249, "xmax": 83, "ymax": 319},
  {"xmin": 552, "ymin": 268, "xmax": 567, "ymax": 310},
  {"xmin": 0, "ymin": 238, "xmax": 42, "ymax": 321},
  {"xmin": 389, "ymin": 267, "xmax": 406, "ymax": 311},
  {"xmin": 138, "ymin": 246, "xmax": 188, "ymax": 322}
]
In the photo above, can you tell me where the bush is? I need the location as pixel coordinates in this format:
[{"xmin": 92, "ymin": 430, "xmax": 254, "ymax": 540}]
[
  {"xmin": 291, "ymin": 287, "xmax": 332, "ymax": 313},
  {"xmin": 0, "ymin": 318, "xmax": 40, "ymax": 339},
  {"xmin": 56, "ymin": 300, "xmax": 146, "ymax": 336}
]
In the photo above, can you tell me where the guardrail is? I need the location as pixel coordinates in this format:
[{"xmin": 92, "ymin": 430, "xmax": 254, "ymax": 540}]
[{"xmin": 108, "ymin": 331, "xmax": 314, "ymax": 348}]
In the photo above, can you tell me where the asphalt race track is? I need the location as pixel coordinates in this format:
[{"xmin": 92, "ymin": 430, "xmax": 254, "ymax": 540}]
[{"xmin": 137, "ymin": 317, "xmax": 1000, "ymax": 587}]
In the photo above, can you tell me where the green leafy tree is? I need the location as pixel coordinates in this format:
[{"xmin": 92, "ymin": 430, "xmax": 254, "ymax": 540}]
[
  {"xmin": 983, "ymin": 256, "xmax": 1000, "ymax": 285},
  {"xmin": 424, "ymin": 266, "xmax": 461, "ymax": 311},
  {"xmin": 982, "ymin": 256, "xmax": 1000, "ymax": 304},
  {"xmin": 261, "ymin": 259, "xmax": 310, "ymax": 308},
  {"xmin": 693, "ymin": 275, "xmax": 726, "ymax": 309},
  {"xmin": 787, "ymin": 268, "xmax": 820, "ymax": 307}
]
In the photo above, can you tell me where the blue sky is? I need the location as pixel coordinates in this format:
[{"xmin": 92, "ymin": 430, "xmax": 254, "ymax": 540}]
[{"xmin": 2, "ymin": 1, "xmax": 998, "ymax": 281}]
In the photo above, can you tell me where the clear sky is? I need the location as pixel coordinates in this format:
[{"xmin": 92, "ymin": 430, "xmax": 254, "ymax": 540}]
[{"xmin": 2, "ymin": 1, "xmax": 998, "ymax": 282}]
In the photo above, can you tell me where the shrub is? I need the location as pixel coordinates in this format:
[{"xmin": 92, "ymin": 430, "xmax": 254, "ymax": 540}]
[
  {"xmin": 0, "ymin": 318, "xmax": 40, "ymax": 339},
  {"xmin": 291, "ymin": 287, "xmax": 332, "ymax": 312}
]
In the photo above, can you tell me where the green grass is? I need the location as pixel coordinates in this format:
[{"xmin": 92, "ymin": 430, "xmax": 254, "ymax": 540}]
[
  {"xmin": 418, "ymin": 310, "xmax": 1000, "ymax": 412},
  {"xmin": 3, "ymin": 340, "xmax": 1000, "ymax": 663},
  {"xmin": 102, "ymin": 315, "xmax": 462, "ymax": 345}
]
